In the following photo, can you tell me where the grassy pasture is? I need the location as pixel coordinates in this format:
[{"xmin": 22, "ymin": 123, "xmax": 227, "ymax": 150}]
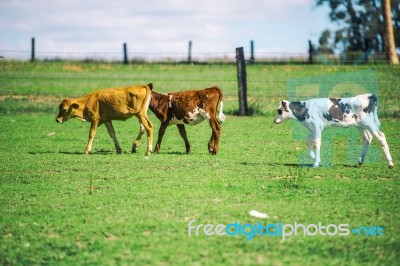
[{"xmin": 0, "ymin": 61, "xmax": 399, "ymax": 265}]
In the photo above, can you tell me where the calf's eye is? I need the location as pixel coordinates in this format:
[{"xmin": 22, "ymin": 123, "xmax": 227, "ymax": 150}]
[{"xmin": 278, "ymin": 109, "xmax": 282, "ymax": 115}]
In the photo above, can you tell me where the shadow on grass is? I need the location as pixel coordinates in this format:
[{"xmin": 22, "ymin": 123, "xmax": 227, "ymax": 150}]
[
  {"xmin": 28, "ymin": 149, "xmax": 191, "ymax": 156},
  {"xmin": 282, "ymin": 163, "xmax": 358, "ymax": 168},
  {"xmin": 239, "ymin": 161, "xmax": 359, "ymax": 168},
  {"xmin": 225, "ymin": 100, "xmax": 268, "ymax": 116},
  {"xmin": 57, "ymin": 149, "xmax": 115, "ymax": 155},
  {"xmin": 155, "ymin": 151, "xmax": 190, "ymax": 155},
  {"xmin": 239, "ymin": 162, "xmax": 310, "ymax": 167},
  {"xmin": 28, "ymin": 151, "xmax": 56, "ymax": 155},
  {"xmin": 29, "ymin": 150, "xmax": 114, "ymax": 155}
]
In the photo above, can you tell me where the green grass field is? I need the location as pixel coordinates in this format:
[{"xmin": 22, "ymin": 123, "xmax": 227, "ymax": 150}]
[{"xmin": 0, "ymin": 61, "xmax": 399, "ymax": 265}]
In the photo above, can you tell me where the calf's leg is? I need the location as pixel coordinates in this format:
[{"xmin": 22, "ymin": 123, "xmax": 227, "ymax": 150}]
[
  {"xmin": 105, "ymin": 121, "xmax": 122, "ymax": 154},
  {"xmin": 369, "ymin": 129, "xmax": 394, "ymax": 168},
  {"xmin": 154, "ymin": 122, "xmax": 168, "ymax": 154},
  {"xmin": 208, "ymin": 118, "xmax": 221, "ymax": 155},
  {"xmin": 306, "ymin": 133, "xmax": 316, "ymax": 159},
  {"xmin": 85, "ymin": 120, "xmax": 99, "ymax": 154},
  {"xmin": 312, "ymin": 130, "xmax": 322, "ymax": 167},
  {"xmin": 177, "ymin": 124, "xmax": 191, "ymax": 153},
  {"xmin": 132, "ymin": 123, "xmax": 145, "ymax": 153},
  {"xmin": 357, "ymin": 128, "xmax": 373, "ymax": 165},
  {"xmin": 137, "ymin": 114, "xmax": 153, "ymax": 157}
]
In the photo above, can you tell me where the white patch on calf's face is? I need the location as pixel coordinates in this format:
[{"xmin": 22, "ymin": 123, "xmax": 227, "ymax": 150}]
[{"xmin": 274, "ymin": 101, "xmax": 291, "ymax": 124}]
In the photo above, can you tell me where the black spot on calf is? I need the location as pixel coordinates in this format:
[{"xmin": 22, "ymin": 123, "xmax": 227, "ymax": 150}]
[
  {"xmin": 289, "ymin": 102, "xmax": 310, "ymax": 122},
  {"xmin": 323, "ymin": 112, "xmax": 333, "ymax": 121},
  {"xmin": 363, "ymin": 94, "xmax": 377, "ymax": 113}
]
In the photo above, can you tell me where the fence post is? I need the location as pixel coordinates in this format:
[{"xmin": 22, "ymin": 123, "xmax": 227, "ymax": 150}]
[
  {"xmin": 31, "ymin": 37, "xmax": 35, "ymax": 62},
  {"xmin": 188, "ymin": 40, "xmax": 192, "ymax": 63},
  {"xmin": 308, "ymin": 40, "xmax": 314, "ymax": 64},
  {"xmin": 123, "ymin": 43, "xmax": 128, "ymax": 64},
  {"xmin": 250, "ymin": 40, "xmax": 255, "ymax": 64},
  {"xmin": 236, "ymin": 47, "xmax": 248, "ymax": 116}
]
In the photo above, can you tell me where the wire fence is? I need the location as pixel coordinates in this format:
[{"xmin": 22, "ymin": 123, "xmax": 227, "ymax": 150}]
[
  {"xmin": 0, "ymin": 48, "xmax": 398, "ymax": 65},
  {"xmin": 0, "ymin": 50, "xmax": 399, "ymax": 118}
]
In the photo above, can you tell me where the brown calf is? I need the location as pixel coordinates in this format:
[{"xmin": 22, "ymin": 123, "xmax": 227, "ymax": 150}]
[
  {"xmin": 56, "ymin": 84, "xmax": 153, "ymax": 156},
  {"xmin": 133, "ymin": 86, "xmax": 225, "ymax": 154}
]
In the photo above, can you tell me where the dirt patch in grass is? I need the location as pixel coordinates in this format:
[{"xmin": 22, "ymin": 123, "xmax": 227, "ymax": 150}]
[
  {"xmin": 62, "ymin": 65, "xmax": 83, "ymax": 72},
  {"xmin": 0, "ymin": 95, "xmax": 64, "ymax": 103},
  {"xmin": 0, "ymin": 95, "xmax": 63, "ymax": 114}
]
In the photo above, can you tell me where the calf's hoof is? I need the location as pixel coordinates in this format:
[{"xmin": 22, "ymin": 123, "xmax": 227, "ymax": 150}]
[
  {"xmin": 388, "ymin": 161, "xmax": 394, "ymax": 168},
  {"xmin": 154, "ymin": 144, "xmax": 161, "ymax": 154},
  {"xmin": 131, "ymin": 145, "xmax": 137, "ymax": 153},
  {"xmin": 209, "ymin": 149, "xmax": 217, "ymax": 155}
]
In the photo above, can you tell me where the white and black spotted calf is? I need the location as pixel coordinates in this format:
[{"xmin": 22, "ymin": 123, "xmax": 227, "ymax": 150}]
[{"xmin": 274, "ymin": 94, "xmax": 394, "ymax": 168}]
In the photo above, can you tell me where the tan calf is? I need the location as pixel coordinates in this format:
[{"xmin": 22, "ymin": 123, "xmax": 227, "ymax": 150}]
[{"xmin": 56, "ymin": 84, "xmax": 153, "ymax": 156}]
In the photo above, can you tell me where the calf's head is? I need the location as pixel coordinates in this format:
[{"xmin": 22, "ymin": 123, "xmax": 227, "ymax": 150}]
[
  {"xmin": 56, "ymin": 99, "xmax": 79, "ymax": 123},
  {"xmin": 274, "ymin": 100, "xmax": 291, "ymax": 124}
]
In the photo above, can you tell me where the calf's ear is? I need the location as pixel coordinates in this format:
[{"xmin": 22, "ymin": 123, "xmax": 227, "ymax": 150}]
[
  {"xmin": 281, "ymin": 100, "xmax": 289, "ymax": 112},
  {"xmin": 72, "ymin": 103, "xmax": 79, "ymax": 109},
  {"xmin": 147, "ymin": 83, "xmax": 153, "ymax": 90}
]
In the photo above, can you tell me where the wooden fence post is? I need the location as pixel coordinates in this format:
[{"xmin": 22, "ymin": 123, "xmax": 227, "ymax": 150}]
[
  {"xmin": 123, "ymin": 43, "xmax": 128, "ymax": 64},
  {"xmin": 236, "ymin": 47, "xmax": 248, "ymax": 116},
  {"xmin": 250, "ymin": 40, "xmax": 255, "ymax": 64},
  {"xmin": 308, "ymin": 40, "xmax": 315, "ymax": 64},
  {"xmin": 31, "ymin": 38, "xmax": 35, "ymax": 62},
  {"xmin": 188, "ymin": 41, "xmax": 192, "ymax": 63}
]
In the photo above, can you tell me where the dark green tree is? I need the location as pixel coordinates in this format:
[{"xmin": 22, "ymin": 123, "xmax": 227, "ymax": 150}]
[
  {"xmin": 318, "ymin": 29, "xmax": 335, "ymax": 53},
  {"xmin": 316, "ymin": 0, "xmax": 399, "ymax": 53}
]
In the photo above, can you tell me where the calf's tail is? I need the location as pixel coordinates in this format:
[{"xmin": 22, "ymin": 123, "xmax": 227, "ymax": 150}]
[
  {"xmin": 218, "ymin": 101, "xmax": 225, "ymax": 123},
  {"xmin": 214, "ymin": 86, "xmax": 225, "ymax": 123},
  {"xmin": 370, "ymin": 94, "xmax": 380, "ymax": 128},
  {"xmin": 127, "ymin": 84, "xmax": 152, "ymax": 114}
]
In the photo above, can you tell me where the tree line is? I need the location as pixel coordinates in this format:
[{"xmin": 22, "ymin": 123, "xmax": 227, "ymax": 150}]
[{"xmin": 315, "ymin": 0, "xmax": 399, "ymax": 64}]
